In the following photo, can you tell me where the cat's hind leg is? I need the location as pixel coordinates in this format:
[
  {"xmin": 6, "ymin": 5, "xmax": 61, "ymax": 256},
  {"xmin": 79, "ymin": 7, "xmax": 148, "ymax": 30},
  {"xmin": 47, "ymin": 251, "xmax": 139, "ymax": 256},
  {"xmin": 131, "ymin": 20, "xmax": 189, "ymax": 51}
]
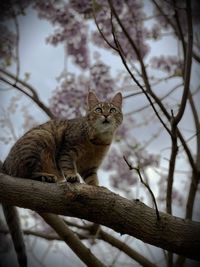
[{"xmin": 32, "ymin": 149, "xmax": 63, "ymax": 183}]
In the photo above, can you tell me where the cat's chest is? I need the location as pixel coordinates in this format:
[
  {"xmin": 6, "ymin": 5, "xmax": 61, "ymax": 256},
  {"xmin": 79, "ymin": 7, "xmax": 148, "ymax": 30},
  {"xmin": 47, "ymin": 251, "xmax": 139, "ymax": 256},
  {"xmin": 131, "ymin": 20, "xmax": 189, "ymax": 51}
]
[{"xmin": 76, "ymin": 142, "xmax": 109, "ymax": 173}]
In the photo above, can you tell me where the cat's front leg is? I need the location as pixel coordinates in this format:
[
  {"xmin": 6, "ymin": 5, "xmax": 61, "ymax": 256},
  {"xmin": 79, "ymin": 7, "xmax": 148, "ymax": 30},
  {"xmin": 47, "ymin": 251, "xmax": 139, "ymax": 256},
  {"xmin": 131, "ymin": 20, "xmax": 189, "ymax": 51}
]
[
  {"xmin": 61, "ymin": 168, "xmax": 80, "ymax": 183},
  {"xmin": 59, "ymin": 154, "xmax": 80, "ymax": 183}
]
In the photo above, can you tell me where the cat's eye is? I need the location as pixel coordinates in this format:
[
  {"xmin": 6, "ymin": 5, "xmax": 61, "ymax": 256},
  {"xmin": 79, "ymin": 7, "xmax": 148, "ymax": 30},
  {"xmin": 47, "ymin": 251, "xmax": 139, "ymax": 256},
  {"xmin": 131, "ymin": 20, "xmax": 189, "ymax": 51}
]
[
  {"xmin": 95, "ymin": 107, "xmax": 102, "ymax": 113},
  {"xmin": 110, "ymin": 107, "xmax": 117, "ymax": 113}
]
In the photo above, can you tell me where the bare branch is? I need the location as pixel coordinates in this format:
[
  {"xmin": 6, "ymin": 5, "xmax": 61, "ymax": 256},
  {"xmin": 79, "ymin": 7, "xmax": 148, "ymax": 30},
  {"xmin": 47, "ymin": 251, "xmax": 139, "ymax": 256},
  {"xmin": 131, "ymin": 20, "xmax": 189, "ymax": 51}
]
[
  {"xmin": 0, "ymin": 69, "xmax": 54, "ymax": 118},
  {"xmin": 39, "ymin": 213, "xmax": 106, "ymax": 267},
  {"xmin": 185, "ymin": 92, "xmax": 200, "ymax": 219},
  {"xmin": 174, "ymin": 0, "xmax": 193, "ymax": 125},
  {"xmin": 166, "ymin": 111, "xmax": 178, "ymax": 215},
  {"xmin": 152, "ymin": 0, "xmax": 200, "ymax": 64},
  {"xmin": 1, "ymin": 224, "xmax": 157, "ymax": 267}
]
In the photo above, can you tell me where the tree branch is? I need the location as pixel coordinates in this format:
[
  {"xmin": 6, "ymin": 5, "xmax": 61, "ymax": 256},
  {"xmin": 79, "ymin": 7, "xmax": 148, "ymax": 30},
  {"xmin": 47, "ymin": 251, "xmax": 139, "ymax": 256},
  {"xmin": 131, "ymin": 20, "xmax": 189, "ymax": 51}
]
[
  {"xmin": 1, "ymin": 223, "xmax": 157, "ymax": 267},
  {"xmin": 174, "ymin": 0, "xmax": 193, "ymax": 125},
  {"xmin": 39, "ymin": 213, "xmax": 106, "ymax": 267},
  {"xmin": 0, "ymin": 173, "xmax": 200, "ymax": 261},
  {"xmin": 152, "ymin": 0, "xmax": 200, "ymax": 64},
  {"xmin": 0, "ymin": 69, "xmax": 54, "ymax": 119}
]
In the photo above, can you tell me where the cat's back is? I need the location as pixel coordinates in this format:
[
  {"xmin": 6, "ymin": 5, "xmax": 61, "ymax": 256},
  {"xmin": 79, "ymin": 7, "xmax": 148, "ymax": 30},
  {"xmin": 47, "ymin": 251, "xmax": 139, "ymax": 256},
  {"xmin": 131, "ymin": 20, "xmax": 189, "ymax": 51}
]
[
  {"xmin": 8, "ymin": 119, "xmax": 68, "ymax": 152},
  {"xmin": 2, "ymin": 119, "xmax": 69, "ymax": 176}
]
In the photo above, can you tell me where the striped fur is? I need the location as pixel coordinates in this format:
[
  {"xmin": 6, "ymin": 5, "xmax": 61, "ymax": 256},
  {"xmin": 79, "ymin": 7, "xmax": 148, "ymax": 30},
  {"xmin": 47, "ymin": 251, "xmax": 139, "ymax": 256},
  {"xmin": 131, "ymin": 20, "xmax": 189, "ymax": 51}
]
[{"xmin": 2, "ymin": 92, "xmax": 123, "ymax": 266}]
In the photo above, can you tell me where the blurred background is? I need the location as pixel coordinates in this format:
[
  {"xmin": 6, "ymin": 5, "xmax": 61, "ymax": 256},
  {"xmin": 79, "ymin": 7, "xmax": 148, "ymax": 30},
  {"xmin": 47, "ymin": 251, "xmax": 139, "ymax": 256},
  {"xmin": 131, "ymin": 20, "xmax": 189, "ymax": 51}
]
[{"xmin": 0, "ymin": 1, "xmax": 200, "ymax": 267}]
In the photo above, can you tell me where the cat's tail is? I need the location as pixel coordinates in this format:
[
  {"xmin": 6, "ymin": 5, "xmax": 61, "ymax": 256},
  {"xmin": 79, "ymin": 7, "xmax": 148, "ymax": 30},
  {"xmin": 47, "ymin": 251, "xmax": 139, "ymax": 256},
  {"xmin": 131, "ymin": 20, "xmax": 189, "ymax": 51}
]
[{"xmin": 2, "ymin": 204, "xmax": 27, "ymax": 267}]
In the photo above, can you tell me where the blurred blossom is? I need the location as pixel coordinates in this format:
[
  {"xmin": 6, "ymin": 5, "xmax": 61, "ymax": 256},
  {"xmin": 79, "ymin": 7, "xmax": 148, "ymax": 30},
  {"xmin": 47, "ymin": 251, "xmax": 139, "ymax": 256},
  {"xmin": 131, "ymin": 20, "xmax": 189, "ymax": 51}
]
[
  {"xmin": 90, "ymin": 61, "xmax": 115, "ymax": 98},
  {"xmin": 151, "ymin": 56, "xmax": 183, "ymax": 75},
  {"xmin": 92, "ymin": 0, "xmax": 149, "ymax": 61},
  {"xmin": 153, "ymin": 0, "xmax": 187, "ymax": 32},
  {"xmin": 103, "ymin": 147, "xmax": 138, "ymax": 191},
  {"xmin": 34, "ymin": 1, "xmax": 89, "ymax": 69},
  {"xmin": 0, "ymin": 24, "xmax": 17, "ymax": 66},
  {"xmin": 116, "ymin": 116, "xmax": 135, "ymax": 140},
  {"xmin": 70, "ymin": 0, "xmax": 93, "ymax": 16},
  {"xmin": 135, "ymin": 150, "xmax": 160, "ymax": 168},
  {"xmin": 33, "ymin": 0, "xmax": 170, "ymax": 69},
  {"xmin": 157, "ymin": 175, "xmax": 184, "ymax": 207},
  {"xmin": 145, "ymin": 24, "xmax": 162, "ymax": 40},
  {"xmin": 50, "ymin": 61, "xmax": 120, "ymax": 118},
  {"xmin": 49, "ymin": 73, "xmax": 88, "ymax": 119}
]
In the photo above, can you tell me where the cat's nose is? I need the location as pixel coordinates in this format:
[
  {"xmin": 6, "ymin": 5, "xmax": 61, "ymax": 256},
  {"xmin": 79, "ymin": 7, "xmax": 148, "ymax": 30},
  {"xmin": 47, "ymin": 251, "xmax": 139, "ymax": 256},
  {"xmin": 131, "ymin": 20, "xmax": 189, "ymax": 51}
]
[{"xmin": 103, "ymin": 114, "xmax": 109, "ymax": 118}]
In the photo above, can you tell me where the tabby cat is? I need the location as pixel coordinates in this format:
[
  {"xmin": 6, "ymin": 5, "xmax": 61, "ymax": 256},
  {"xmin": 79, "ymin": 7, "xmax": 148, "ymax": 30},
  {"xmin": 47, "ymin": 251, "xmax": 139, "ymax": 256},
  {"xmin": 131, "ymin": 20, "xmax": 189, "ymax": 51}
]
[{"xmin": 2, "ymin": 91, "xmax": 123, "ymax": 267}]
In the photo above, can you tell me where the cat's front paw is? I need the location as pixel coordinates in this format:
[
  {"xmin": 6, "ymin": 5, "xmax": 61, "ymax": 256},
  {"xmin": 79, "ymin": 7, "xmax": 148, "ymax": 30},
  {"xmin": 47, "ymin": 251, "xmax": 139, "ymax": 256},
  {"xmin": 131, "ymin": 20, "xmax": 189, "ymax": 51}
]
[
  {"xmin": 32, "ymin": 172, "xmax": 57, "ymax": 183},
  {"xmin": 41, "ymin": 174, "xmax": 57, "ymax": 183},
  {"xmin": 66, "ymin": 175, "xmax": 80, "ymax": 183}
]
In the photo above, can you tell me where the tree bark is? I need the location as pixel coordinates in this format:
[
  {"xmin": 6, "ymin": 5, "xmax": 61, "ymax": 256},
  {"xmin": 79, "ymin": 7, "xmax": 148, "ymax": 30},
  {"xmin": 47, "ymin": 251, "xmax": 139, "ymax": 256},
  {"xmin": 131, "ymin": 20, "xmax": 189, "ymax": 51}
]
[{"xmin": 0, "ymin": 173, "xmax": 200, "ymax": 261}]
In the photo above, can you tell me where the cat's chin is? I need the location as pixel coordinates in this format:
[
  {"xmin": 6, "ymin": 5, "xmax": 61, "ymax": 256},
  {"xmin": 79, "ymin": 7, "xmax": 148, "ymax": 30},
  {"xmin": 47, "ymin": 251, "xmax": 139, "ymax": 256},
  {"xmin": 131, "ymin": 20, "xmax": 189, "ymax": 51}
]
[{"xmin": 98, "ymin": 124, "xmax": 116, "ymax": 134}]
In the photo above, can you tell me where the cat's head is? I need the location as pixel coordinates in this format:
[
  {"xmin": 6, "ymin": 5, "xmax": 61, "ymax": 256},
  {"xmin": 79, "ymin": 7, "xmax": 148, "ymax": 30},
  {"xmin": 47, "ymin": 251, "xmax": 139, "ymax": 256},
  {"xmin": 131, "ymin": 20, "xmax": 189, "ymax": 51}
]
[{"xmin": 86, "ymin": 92, "xmax": 123, "ymax": 134}]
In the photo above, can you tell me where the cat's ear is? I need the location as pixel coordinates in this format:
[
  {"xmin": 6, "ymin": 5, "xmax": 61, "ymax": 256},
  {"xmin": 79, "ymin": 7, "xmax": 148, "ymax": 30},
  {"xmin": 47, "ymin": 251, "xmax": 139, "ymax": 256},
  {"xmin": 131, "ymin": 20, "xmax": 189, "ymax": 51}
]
[
  {"xmin": 111, "ymin": 92, "xmax": 122, "ymax": 109},
  {"xmin": 87, "ymin": 92, "xmax": 99, "ymax": 110}
]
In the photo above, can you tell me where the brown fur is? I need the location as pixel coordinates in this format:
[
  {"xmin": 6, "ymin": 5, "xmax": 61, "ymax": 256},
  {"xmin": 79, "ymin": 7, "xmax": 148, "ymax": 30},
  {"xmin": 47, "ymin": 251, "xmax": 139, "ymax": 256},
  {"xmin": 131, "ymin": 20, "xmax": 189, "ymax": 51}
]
[{"xmin": 2, "ymin": 92, "xmax": 123, "ymax": 267}]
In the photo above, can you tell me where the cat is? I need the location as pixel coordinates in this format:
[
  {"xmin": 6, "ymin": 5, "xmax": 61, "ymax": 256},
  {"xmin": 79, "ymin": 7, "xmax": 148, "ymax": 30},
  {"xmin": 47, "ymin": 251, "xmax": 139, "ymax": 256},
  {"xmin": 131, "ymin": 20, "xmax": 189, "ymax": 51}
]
[{"xmin": 2, "ymin": 91, "xmax": 123, "ymax": 267}]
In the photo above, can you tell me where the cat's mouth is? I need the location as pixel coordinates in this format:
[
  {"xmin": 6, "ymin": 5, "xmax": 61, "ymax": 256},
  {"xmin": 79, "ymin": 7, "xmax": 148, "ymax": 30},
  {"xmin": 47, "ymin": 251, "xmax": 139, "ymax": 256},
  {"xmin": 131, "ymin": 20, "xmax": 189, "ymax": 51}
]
[{"xmin": 102, "ymin": 119, "xmax": 110, "ymax": 124}]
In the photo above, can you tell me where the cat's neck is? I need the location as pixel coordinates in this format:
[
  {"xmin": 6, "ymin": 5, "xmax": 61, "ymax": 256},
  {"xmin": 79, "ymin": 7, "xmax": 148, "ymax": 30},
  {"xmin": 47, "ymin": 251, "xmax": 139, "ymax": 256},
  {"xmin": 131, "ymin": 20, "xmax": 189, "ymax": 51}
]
[
  {"xmin": 84, "ymin": 118, "xmax": 115, "ymax": 146},
  {"xmin": 89, "ymin": 131, "xmax": 114, "ymax": 146}
]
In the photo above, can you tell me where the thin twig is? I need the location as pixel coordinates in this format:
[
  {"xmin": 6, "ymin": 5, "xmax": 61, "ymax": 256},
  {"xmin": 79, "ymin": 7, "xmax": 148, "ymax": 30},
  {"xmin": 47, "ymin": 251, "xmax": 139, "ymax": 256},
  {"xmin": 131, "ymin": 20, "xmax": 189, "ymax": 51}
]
[
  {"xmin": 0, "ymin": 70, "xmax": 54, "ymax": 118},
  {"xmin": 125, "ymin": 83, "xmax": 183, "ymax": 116},
  {"xmin": 123, "ymin": 155, "xmax": 160, "ymax": 221}
]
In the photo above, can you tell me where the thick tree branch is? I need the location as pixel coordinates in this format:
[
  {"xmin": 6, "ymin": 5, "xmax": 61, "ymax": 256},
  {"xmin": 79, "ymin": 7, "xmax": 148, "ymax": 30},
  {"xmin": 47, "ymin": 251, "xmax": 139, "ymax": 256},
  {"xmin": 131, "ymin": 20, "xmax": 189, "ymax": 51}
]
[{"xmin": 0, "ymin": 173, "xmax": 200, "ymax": 261}]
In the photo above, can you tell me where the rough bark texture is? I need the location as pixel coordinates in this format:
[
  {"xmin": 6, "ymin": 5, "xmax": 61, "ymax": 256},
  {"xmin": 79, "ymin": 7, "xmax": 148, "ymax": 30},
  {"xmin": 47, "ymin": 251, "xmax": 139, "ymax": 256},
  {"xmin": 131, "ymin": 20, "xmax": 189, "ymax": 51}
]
[{"xmin": 0, "ymin": 173, "xmax": 200, "ymax": 261}]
